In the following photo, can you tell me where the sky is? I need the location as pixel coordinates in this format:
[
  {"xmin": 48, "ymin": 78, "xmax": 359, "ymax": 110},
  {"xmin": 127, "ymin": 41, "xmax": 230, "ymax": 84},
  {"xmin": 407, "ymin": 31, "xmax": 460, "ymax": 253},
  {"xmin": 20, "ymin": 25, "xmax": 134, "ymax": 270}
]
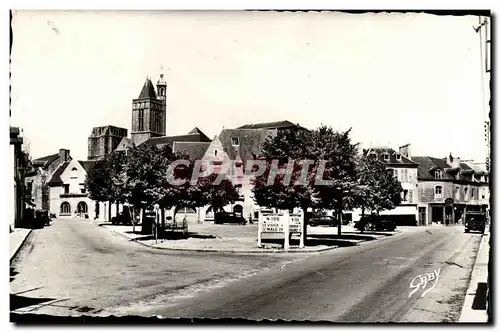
[{"xmin": 10, "ymin": 10, "xmax": 490, "ymax": 164}]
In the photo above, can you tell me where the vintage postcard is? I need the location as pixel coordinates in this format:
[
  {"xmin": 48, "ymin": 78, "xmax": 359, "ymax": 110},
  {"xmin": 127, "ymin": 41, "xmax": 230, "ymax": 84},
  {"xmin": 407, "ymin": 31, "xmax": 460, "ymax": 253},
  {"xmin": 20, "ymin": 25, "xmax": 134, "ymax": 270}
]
[{"xmin": 8, "ymin": 9, "xmax": 491, "ymax": 324}]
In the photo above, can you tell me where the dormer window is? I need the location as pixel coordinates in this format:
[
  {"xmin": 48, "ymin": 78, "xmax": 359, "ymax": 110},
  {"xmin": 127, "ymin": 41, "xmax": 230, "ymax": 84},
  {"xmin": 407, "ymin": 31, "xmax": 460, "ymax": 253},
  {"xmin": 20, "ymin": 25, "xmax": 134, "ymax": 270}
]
[
  {"xmin": 435, "ymin": 170, "xmax": 442, "ymax": 179},
  {"xmin": 231, "ymin": 137, "xmax": 239, "ymax": 146},
  {"xmin": 396, "ymin": 153, "xmax": 401, "ymax": 160},
  {"xmin": 383, "ymin": 154, "xmax": 389, "ymax": 161}
]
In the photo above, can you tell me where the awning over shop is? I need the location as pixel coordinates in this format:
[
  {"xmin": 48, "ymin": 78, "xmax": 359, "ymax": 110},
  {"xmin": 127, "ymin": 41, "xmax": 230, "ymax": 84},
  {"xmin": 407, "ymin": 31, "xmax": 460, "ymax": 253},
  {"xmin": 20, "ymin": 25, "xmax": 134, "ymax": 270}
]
[{"xmin": 380, "ymin": 206, "xmax": 417, "ymax": 216}]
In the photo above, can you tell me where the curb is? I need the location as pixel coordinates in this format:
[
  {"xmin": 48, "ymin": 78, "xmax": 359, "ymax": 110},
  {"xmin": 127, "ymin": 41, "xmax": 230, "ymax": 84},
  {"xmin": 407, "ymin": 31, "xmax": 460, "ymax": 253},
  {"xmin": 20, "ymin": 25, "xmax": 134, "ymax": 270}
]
[
  {"xmin": 458, "ymin": 232, "xmax": 490, "ymax": 323},
  {"xmin": 10, "ymin": 229, "xmax": 33, "ymax": 263},
  {"xmin": 101, "ymin": 224, "xmax": 401, "ymax": 254}
]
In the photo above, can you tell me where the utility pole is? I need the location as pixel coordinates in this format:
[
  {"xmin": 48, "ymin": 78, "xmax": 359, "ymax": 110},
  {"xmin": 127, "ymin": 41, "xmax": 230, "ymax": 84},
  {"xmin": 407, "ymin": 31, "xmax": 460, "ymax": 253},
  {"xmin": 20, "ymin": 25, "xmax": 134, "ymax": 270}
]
[{"xmin": 475, "ymin": 16, "xmax": 491, "ymax": 172}]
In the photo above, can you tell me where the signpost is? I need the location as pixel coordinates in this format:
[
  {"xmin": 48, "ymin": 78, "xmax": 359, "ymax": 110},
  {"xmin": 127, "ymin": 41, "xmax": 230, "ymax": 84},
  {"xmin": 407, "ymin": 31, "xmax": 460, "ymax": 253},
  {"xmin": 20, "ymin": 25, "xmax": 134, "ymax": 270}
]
[
  {"xmin": 289, "ymin": 209, "xmax": 305, "ymax": 248},
  {"xmin": 154, "ymin": 204, "xmax": 160, "ymax": 244},
  {"xmin": 258, "ymin": 209, "xmax": 305, "ymax": 250}
]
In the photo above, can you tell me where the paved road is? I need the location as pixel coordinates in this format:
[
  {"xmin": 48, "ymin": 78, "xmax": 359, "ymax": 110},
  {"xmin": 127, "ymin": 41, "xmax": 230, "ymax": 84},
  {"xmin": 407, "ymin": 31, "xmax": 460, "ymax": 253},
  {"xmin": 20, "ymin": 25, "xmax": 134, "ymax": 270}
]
[
  {"xmin": 11, "ymin": 219, "xmax": 481, "ymax": 322},
  {"xmin": 10, "ymin": 219, "xmax": 307, "ymax": 316},
  {"xmin": 139, "ymin": 226, "xmax": 481, "ymax": 322}
]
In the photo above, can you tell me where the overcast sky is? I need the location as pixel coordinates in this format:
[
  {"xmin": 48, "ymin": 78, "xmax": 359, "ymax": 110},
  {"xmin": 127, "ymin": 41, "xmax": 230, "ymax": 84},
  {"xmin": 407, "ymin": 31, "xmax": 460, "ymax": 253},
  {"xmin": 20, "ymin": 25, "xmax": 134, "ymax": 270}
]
[{"xmin": 10, "ymin": 10, "xmax": 489, "ymax": 164}]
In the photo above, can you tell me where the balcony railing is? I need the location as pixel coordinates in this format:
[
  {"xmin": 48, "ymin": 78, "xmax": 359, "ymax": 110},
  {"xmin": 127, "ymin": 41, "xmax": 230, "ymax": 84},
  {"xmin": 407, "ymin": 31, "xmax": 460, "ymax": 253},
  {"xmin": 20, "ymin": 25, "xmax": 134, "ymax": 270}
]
[{"xmin": 434, "ymin": 194, "xmax": 443, "ymax": 201}]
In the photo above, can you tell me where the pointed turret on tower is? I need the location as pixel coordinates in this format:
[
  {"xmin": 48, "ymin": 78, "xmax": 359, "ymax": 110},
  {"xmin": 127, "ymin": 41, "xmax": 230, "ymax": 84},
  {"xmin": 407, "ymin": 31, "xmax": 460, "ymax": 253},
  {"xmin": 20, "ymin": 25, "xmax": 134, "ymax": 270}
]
[{"xmin": 131, "ymin": 69, "xmax": 167, "ymax": 146}]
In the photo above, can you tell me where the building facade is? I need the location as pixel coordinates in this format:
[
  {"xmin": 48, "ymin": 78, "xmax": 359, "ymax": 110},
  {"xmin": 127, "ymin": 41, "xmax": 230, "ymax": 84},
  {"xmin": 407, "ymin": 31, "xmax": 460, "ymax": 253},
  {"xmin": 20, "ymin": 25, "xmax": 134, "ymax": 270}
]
[
  {"xmin": 413, "ymin": 154, "xmax": 489, "ymax": 226},
  {"xmin": 46, "ymin": 158, "xmax": 113, "ymax": 220},
  {"xmin": 350, "ymin": 144, "xmax": 419, "ymax": 225},
  {"xmin": 10, "ymin": 127, "xmax": 29, "ymax": 229},
  {"xmin": 25, "ymin": 148, "xmax": 72, "ymax": 212}
]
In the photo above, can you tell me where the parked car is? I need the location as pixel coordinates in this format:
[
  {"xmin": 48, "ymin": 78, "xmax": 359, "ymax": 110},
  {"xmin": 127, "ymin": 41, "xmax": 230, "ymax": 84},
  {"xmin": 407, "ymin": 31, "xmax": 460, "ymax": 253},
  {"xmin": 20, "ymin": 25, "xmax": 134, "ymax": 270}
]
[
  {"xmin": 111, "ymin": 211, "xmax": 132, "ymax": 225},
  {"xmin": 464, "ymin": 211, "xmax": 486, "ymax": 234},
  {"xmin": 354, "ymin": 215, "xmax": 397, "ymax": 232},
  {"xmin": 309, "ymin": 216, "xmax": 339, "ymax": 227},
  {"xmin": 214, "ymin": 212, "xmax": 246, "ymax": 225}
]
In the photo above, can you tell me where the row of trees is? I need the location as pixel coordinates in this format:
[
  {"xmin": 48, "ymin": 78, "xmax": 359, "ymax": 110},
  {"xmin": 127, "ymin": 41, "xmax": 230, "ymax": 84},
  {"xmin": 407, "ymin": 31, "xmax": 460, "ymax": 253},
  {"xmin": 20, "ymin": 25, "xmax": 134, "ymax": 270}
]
[
  {"xmin": 85, "ymin": 125, "xmax": 403, "ymax": 238},
  {"xmin": 251, "ymin": 126, "xmax": 403, "ymax": 236},
  {"xmin": 85, "ymin": 144, "xmax": 241, "ymax": 225}
]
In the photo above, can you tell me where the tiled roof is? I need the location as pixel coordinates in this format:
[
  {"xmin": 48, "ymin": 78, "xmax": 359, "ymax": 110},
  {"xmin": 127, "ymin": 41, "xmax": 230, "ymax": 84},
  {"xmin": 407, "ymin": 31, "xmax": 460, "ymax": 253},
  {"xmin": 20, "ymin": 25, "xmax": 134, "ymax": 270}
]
[
  {"xmin": 142, "ymin": 133, "xmax": 212, "ymax": 149},
  {"xmin": 237, "ymin": 120, "xmax": 309, "ymax": 131},
  {"xmin": 79, "ymin": 160, "xmax": 97, "ymax": 173},
  {"xmin": 173, "ymin": 142, "xmax": 211, "ymax": 160},
  {"xmin": 32, "ymin": 153, "xmax": 59, "ymax": 169},
  {"xmin": 464, "ymin": 161, "xmax": 487, "ymax": 175},
  {"xmin": 459, "ymin": 162, "xmax": 474, "ymax": 172},
  {"xmin": 217, "ymin": 128, "xmax": 277, "ymax": 164},
  {"xmin": 413, "ymin": 156, "xmax": 486, "ymax": 181},
  {"xmin": 137, "ymin": 78, "xmax": 157, "ymax": 99},
  {"xmin": 364, "ymin": 147, "xmax": 419, "ymax": 166},
  {"xmin": 47, "ymin": 161, "xmax": 71, "ymax": 186},
  {"xmin": 115, "ymin": 137, "xmax": 133, "ymax": 151},
  {"xmin": 187, "ymin": 127, "xmax": 208, "ymax": 136},
  {"xmin": 412, "ymin": 156, "xmax": 449, "ymax": 180}
]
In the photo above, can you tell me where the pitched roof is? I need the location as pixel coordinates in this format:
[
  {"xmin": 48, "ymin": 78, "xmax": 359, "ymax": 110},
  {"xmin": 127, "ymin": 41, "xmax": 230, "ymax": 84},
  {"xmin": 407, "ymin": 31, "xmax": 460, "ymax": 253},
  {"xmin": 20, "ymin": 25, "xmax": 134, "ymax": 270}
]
[
  {"xmin": 79, "ymin": 160, "xmax": 97, "ymax": 173},
  {"xmin": 464, "ymin": 161, "xmax": 487, "ymax": 175},
  {"xmin": 142, "ymin": 133, "xmax": 212, "ymax": 149},
  {"xmin": 115, "ymin": 137, "xmax": 133, "ymax": 152},
  {"xmin": 32, "ymin": 153, "xmax": 59, "ymax": 169},
  {"xmin": 412, "ymin": 157, "xmax": 443, "ymax": 180},
  {"xmin": 459, "ymin": 162, "xmax": 473, "ymax": 172},
  {"xmin": 47, "ymin": 161, "xmax": 71, "ymax": 186},
  {"xmin": 413, "ymin": 156, "xmax": 486, "ymax": 181},
  {"xmin": 137, "ymin": 78, "xmax": 157, "ymax": 99},
  {"xmin": 217, "ymin": 128, "xmax": 277, "ymax": 164},
  {"xmin": 237, "ymin": 120, "xmax": 309, "ymax": 131},
  {"xmin": 173, "ymin": 142, "xmax": 211, "ymax": 160},
  {"xmin": 187, "ymin": 127, "xmax": 205, "ymax": 135},
  {"xmin": 364, "ymin": 147, "xmax": 419, "ymax": 166}
]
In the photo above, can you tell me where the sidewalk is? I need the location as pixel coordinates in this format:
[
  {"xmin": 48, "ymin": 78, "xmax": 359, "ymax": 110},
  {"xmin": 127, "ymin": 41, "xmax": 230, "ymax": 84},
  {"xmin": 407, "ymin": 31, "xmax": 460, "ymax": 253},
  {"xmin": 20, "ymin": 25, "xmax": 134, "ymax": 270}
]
[
  {"xmin": 459, "ymin": 226, "xmax": 490, "ymax": 323},
  {"xmin": 101, "ymin": 223, "xmax": 398, "ymax": 254},
  {"xmin": 10, "ymin": 228, "xmax": 33, "ymax": 262}
]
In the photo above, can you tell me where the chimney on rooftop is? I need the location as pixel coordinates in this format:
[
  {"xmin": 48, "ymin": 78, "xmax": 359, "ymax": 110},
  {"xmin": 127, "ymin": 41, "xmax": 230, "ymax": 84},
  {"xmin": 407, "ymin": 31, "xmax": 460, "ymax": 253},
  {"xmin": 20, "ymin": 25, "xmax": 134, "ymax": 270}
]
[
  {"xmin": 398, "ymin": 144, "xmax": 411, "ymax": 160},
  {"xmin": 59, "ymin": 149, "xmax": 70, "ymax": 162},
  {"xmin": 447, "ymin": 153, "xmax": 460, "ymax": 168}
]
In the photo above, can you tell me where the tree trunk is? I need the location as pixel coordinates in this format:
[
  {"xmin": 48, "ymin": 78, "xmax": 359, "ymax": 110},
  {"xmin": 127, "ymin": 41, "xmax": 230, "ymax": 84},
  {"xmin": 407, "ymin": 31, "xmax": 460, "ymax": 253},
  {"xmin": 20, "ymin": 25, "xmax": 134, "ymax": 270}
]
[
  {"xmin": 302, "ymin": 205, "xmax": 309, "ymax": 246},
  {"xmin": 362, "ymin": 205, "xmax": 365, "ymax": 217},
  {"xmin": 108, "ymin": 201, "xmax": 112, "ymax": 222},
  {"xmin": 116, "ymin": 202, "xmax": 119, "ymax": 216},
  {"xmin": 337, "ymin": 208, "xmax": 342, "ymax": 237},
  {"xmin": 132, "ymin": 207, "xmax": 136, "ymax": 233}
]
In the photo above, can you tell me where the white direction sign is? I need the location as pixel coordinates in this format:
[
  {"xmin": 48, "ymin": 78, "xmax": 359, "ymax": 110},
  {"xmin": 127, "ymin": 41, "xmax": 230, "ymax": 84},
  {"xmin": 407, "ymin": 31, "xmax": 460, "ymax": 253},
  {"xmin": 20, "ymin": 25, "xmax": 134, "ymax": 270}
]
[
  {"xmin": 289, "ymin": 214, "xmax": 303, "ymax": 234},
  {"xmin": 258, "ymin": 209, "xmax": 305, "ymax": 250},
  {"xmin": 262, "ymin": 214, "xmax": 285, "ymax": 233}
]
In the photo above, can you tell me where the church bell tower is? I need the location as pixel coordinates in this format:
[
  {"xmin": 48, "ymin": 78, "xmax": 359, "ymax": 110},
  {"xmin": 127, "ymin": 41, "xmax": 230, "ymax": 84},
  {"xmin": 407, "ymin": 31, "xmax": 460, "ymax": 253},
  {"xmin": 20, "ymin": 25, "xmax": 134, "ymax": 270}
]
[{"xmin": 131, "ymin": 68, "xmax": 167, "ymax": 146}]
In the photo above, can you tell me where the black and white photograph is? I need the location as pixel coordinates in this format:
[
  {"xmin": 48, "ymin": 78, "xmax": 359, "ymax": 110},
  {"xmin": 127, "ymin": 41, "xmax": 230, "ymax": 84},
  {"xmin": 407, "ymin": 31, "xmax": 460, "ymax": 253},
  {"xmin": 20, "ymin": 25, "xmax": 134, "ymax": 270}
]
[{"xmin": 7, "ymin": 7, "xmax": 492, "ymax": 324}]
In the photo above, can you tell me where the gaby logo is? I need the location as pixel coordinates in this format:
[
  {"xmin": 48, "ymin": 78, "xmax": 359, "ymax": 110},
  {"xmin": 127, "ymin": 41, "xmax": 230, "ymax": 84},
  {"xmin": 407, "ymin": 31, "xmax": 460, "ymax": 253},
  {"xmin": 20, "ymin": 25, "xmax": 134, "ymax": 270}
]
[{"xmin": 408, "ymin": 268, "xmax": 441, "ymax": 298}]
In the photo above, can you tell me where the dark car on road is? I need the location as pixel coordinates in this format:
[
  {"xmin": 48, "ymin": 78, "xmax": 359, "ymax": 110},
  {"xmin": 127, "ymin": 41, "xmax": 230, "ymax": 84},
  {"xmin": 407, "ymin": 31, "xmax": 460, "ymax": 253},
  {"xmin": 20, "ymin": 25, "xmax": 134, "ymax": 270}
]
[
  {"xmin": 464, "ymin": 211, "xmax": 486, "ymax": 234},
  {"xmin": 215, "ymin": 212, "xmax": 246, "ymax": 225},
  {"xmin": 111, "ymin": 211, "xmax": 132, "ymax": 225},
  {"xmin": 354, "ymin": 215, "xmax": 397, "ymax": 232},
  {"xmin": 309, "ymin": 216, "xmax": 339, "ymax": 227}
]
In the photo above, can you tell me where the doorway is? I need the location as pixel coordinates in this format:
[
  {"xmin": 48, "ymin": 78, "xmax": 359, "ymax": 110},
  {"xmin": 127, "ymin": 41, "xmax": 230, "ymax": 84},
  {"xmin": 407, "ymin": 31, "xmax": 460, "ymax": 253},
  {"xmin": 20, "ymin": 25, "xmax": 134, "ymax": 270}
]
[{"xmin": 418, "ymin": 207, "xmax": 426, "ymax": 226}]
